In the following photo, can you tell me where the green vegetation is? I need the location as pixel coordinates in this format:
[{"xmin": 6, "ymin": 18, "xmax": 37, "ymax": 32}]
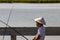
[{"xmin": 0, "ymin": 0, "xmax": 60, "ymax": 3}]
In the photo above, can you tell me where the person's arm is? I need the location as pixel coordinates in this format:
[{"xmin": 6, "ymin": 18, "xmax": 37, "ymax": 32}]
[{"xmin": 32, "ymin": 34, "xmax": 41, "ymax": 40}]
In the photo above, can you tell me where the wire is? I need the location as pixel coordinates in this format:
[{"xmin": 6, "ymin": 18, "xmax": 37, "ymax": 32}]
[
  {"xmin": 0, "ymin": 20, "xmax": 29, "ymax": 40},
  {"xmin": 2, "ymin": 5, "xmax": 13, "ymax": 40}
]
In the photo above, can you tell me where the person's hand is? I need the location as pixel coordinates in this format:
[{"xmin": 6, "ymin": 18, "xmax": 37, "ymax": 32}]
[
  {"xmin": 32, "ymin": 34, "xmax": 41, "ymax": 40},
  {"xmin": 32, "ymin": 37, "xmax": 36, "ymax": 40}
]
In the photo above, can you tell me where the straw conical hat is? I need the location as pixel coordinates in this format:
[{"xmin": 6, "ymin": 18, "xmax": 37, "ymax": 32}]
[{"xmin": 34, "ymin": 17, "xmax": 46, "ymax": 25}]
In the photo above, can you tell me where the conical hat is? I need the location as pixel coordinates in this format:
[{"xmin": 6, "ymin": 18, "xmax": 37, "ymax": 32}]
[{"xmin": 34, "ymin": 17, "xmax": 46, "ymax": 25}]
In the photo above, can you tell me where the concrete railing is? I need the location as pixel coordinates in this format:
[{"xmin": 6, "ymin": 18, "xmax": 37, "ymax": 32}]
[
  {"xmin": 0, "ymin": 27, "xmax": 60, "ymax": 40},
  {"xmin": 0, "ymin": 27, "xmax": 60, "ymax": 35}
]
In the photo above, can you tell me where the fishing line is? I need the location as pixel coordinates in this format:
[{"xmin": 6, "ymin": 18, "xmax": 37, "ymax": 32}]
[
  {"xmin": 2, "ymin": 5, "xmax": 13, "ymax": 40},
  {"xmin": 0, "ymin": 5, "xmax": 29, "ymax": 40}
]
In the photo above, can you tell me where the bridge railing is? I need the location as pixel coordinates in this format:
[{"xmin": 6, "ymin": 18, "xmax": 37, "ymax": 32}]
[
  {"xmin": 0, "ymin": 27, "xmax": 60, "ymax": 40},
  {"xmin": 0, "ymin": 27, "xmax": 60, "ymax": 35}
]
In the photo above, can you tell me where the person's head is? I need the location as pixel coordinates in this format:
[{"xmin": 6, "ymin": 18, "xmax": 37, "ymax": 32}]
[
  {"xmin": 35, "ymin": 21, "xmax": 43, "ymax": 27},
  {"xmin": 34, "ymin": 17, "xmax": 46, "ymax": 27}
]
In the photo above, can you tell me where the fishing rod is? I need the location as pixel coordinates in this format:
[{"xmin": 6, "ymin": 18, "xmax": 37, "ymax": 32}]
[
  {"xmin": 0, "ymin": 20, "xmax": 29, "ymax": 40},
  {"xmin": 1, "ymin": 5, "xmax": 29, "ymax": 40}
]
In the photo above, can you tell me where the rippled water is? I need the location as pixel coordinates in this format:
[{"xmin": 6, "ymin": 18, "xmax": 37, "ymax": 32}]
[{"xmin": 0, "ymin": 3, "xmax": 60, "ymax": 27}]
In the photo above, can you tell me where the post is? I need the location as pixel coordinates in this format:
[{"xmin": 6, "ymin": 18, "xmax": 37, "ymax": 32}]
[{"xmin": 11, "ymin": 35, "xmax": 16, "ymax": 40}]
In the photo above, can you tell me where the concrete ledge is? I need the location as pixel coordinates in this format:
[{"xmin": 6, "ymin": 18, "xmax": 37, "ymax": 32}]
[{"xmin": 0, "ymin": 27, "xmax": 60, "ymax": 35}]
